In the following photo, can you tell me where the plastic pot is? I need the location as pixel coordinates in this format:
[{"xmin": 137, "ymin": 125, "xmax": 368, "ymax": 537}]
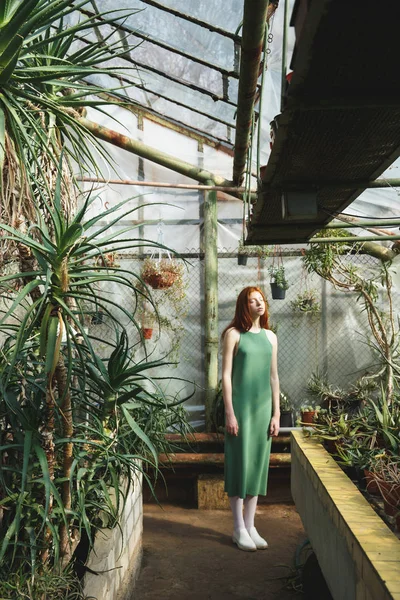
[
  {"xmin": 270, "ymin": 282, "xmax": 286, "ymax": 300},
  {"xmin": 280, "ymin": 411, "xmax": 293, "ymax": 427},
  {"xmin": 237, "ymin": 254, "xmax": 248, "ymax": 266}
]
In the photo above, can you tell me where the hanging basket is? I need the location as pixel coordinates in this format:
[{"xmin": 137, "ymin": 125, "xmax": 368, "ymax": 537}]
[
  {"xmin": 141, "ymin": 258, "xmax": 181, "ymax": 290},
  {"xmin": 270, "ymin": 282, "xmax": 286, "ymax": 300}
]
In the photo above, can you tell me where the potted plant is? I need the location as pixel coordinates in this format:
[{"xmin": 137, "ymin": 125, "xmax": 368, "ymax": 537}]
[
  {"xmin": 141, "ymin": 257, "xmax": 183, "ymax": 290},
  {"xmin": 290, "ymin": 289, "xmax": 321, "ymax": 315},
  {"xmin": 138, "ymin": 264, "xmax": 188, "ymax": 359},
  {"xmin": 279, "ymin": 391, "xmax": 294, "ymax": 427},
  {"xmin": 237, "ymin": 241, "xmax": 270, "ymax": 266},
  {"xmin": 370, "ymin": 455, "xmax": 400, "ymax": 516},
  {"xmin": 268, "ymin": 265, "xmax": 289, "ymax": 299},
  {"xmin": 299, "ymin": 403, "xmax": 320, "ymax": 425}
]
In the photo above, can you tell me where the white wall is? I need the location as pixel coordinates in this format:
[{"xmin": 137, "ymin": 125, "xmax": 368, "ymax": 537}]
[{"xmin": 84, "ymin": 472, "xmax": 143, "ymax": 600}]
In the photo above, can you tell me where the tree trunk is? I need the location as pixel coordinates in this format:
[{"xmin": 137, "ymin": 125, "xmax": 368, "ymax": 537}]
[{"xmin": 55, "ymin": 355, "xmax": 74, "ymax": 565}]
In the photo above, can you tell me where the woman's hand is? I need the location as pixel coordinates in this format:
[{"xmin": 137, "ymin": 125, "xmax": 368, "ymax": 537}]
[
  {"xmin": 269, "ymin": 415, "xmax": 280, "ymax": 437},
  {"xmin": 226, "ymin": 413, "xmax": 239, "ymax": 436}
]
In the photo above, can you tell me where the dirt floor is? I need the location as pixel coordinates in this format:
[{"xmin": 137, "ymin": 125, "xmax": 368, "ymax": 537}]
[{"xmin": 133, "ymin": 503, "xmax": 306, "ymax": 600}]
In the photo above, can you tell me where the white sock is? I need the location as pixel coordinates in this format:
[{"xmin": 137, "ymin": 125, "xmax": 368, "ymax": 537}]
[
  {"xmin": 244, "ymin": 495, "xmax": 258, "ymax": 529},
  {"xmin": 229, "ymin": 496, "xmax": 245, "ymax": 531}
]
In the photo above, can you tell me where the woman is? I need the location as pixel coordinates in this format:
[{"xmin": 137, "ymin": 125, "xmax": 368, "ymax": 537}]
[{"xmin": 222, "ymin": 286, "xmax": 280, "ymax": 551}]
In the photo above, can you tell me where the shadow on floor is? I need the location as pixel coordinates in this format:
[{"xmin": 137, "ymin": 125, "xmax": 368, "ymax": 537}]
[{"xmin": 133, "ymin": 503, "xmax": 306, "ymax": 600}]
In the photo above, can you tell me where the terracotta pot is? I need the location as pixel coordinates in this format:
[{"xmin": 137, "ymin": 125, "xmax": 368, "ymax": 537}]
[
  {"xmin": 377, "ymin": 480, "xmax": 400, "ymax": 511},
  {"xmin": 301, "ymin": 411, "xmax": 316, "ymax": 424},
  {"xmin": 142, "ymin": 327, "xmax": 153, "ymax": 340},
  {"xmin": 364, "ymin": 470, "xmax": 380, "ymax": 495},
  {"xmin": 383, "ymin": 499, "xmax": 397, "ymax": 517}
]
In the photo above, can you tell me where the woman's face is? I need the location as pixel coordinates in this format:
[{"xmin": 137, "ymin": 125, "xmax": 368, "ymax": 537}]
[{"xmin": 248, "ymin": 291, "xmax": 265, "ymax": 319}]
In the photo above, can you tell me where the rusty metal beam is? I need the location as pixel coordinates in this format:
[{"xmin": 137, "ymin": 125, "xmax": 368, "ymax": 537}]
[
  {"xmin": 78, "ymin": 116, "xmax": 232, "ymax": 186},
  {"xmin": 232, "ymin": 0, "xmax": 270, "ymax": 185}
]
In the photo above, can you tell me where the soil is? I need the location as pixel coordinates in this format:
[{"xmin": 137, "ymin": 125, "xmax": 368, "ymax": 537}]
[{"xmin": 133, "ymin": 503, "xmax": 306, "ymax": 600}]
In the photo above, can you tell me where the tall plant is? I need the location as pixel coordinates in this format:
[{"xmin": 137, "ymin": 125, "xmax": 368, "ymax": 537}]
[{"xmin": 0, "ymin": 164, "xmax": 191, "ymax": 582}]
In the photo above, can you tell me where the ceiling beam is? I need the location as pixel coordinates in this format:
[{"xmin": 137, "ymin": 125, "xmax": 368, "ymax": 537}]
[{"xmin": 232, "ymin": 0, "xmax": 272, "ymax": 185}]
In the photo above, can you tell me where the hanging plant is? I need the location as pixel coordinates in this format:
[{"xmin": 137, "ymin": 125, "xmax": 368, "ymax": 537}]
[
  {"xmin": 237, "ymin": 239, "xmax": 270, "ymax": 265},
  {"xmin": 94, "ymin": 251, "xmax": 119, "ymax": 269},
  {"xmin": 141, "ymin": 257, "xmax": 183, "ymax": 289},
  {"xmin": 268, "ymin": 265, "xmax": 289, "ymax": 299},
  {"xmin": 268, "ymin": 246, "xmax": 289, "ymax": 299},
  {"xmin": 290, "ymin": 289, "xmax": 321, "ymax": 315}
]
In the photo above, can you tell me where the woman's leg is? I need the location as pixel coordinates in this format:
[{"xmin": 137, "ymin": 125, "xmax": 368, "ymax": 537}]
[
  {"xmin": 229, "ymin": 496, "xmax": 256, "ymax": 551},
  {"xmin": 244, "ymin": 495, "xmax": 268, "ymax": 549},
  {"xmin": 243, "ymin": 495, "xmax": 258, "ymax": 529},
  {"xmin": 229, "ymin": 496, "xmax": 244, "ymax": 531}
]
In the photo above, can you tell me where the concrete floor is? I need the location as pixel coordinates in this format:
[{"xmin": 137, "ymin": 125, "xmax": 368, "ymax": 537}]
[{"xmin": 134, "ymin": 503, "xmax": 306, "ymax": 600}]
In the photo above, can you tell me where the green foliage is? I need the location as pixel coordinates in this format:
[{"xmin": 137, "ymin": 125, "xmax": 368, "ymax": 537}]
[
  {"xmin": 290, "ymin": 289, "xmax": 320, "ymax": 315},
  {"xmin": 0, "ymin": 562, "xmax": 90, "ymax": 600},
  {"xmin": 268, "ymin": 265, "xmax": 289, "ymax": 290},
  {"xmin": 279, "ymin": 391, "xmax": 293, "ymax": 412},
  {"xmin": 0, "ymin": 166, "xmax": 192, "ymax": 579},
  {"xmin": 237, "ymin": 240, "xmax": 270, "ymax": 259},
  {"xmin": 0, "ymin": 0, "xmax": 140, "ymax": 192}
]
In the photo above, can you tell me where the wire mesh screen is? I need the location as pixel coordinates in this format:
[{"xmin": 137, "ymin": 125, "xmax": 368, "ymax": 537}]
[{"xmin": 90, "ymin": 250, "xmax": 398, "ymax": 427}]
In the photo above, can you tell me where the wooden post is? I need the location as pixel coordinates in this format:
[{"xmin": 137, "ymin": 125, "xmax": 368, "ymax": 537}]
[{"xmin": 203, "ymin": 182, "xmax": 219, "ymax": 432}]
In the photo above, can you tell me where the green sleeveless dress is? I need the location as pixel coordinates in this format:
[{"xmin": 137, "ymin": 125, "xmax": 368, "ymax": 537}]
[{"xmin": 224, "ymin": 329, "xmax": 273, "ymax": 498}]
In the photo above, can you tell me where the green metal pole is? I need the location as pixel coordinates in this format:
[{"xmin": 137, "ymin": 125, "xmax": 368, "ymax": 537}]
[
  {"xmin": 232, "ymin": 0, "xmax": 269, "ymax": 185},
  {"xmin": 309, "ymin": 234, "xmax": 400, "ymax": 243},
  {"xmin": 326, "ymin": 218, "xmax": 400, "ymax": 229},
  {"xmin": 203, "ymin": 181, "xmax": 219, "ymax": 432}
]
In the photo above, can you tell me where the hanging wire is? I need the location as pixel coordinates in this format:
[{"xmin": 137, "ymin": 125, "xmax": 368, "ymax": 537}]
[{"xmin": 150, "ymin": 220, "xmax": 172, "ymax": 262}]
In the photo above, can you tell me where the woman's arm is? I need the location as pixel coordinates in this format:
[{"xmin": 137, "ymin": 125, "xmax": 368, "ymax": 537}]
[
  {"xmin": 267, "ymin": 330, "xmax": 280, "ymax": 436},
  {"xmin": 222, "ymin": 328, "xmax": 240, "ymax": 436}
]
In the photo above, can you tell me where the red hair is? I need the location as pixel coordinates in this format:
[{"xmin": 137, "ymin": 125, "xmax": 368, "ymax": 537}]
[{"xmin": 222, "ymin": 286, "xmax": 269, "ymax": 338}]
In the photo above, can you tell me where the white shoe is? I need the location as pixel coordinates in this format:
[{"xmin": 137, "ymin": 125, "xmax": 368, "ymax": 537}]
[
  {"xmin": 247, "ymin": 527, "xmax": 268, "ymax": 549},
  {"xmin": 232, "ymin": 528, "xmax": 257, "ymax": 551}
]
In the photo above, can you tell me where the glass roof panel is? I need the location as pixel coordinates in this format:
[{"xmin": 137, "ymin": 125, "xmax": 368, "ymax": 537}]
[
  {"xmin": 83, "ymin": 24, "xmax": 226, "ymax": 98},
  {"xmin": 157, "ymin": 0, "xmax": 244, "ymax": 33},
  {"xmin": 89, "ymin": 0, "xmax": 240, "ymax": 73},
  {"xmin": 93, "ymin": 57, "xmax": 238, "ymax": 125}
]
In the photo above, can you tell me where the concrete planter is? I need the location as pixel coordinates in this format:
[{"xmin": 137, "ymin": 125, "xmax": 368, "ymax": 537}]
[
  {"xmin": 84, "ymin": 471, "xmax": 143, "ymax": 600},
  {"xmin": 291, "ymin": 431, "xmax": 400, "ymax": 600}
]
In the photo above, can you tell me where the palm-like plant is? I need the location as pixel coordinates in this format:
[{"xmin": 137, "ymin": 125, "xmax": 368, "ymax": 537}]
[
  {"xmin": 0, "ymin": 0, "xmax": 138, "ymax": 231},
  {"xmin": 0, "ymin": 167, "xmax": 191, "ymax": 577}
]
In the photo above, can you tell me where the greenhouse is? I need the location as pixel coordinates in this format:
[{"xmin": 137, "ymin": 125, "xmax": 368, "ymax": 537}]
[{"xmin": 0, "ymin": 0, "xmax": 399, "ymax": 598}]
